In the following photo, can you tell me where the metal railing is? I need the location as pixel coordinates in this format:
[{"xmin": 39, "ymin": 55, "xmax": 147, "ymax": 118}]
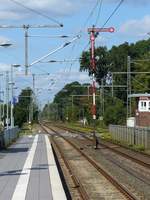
[
  {"xmin": 0, "ymin": 127, "xmax": 20, "ymax": 148},
  {"xmin": 109, "ymin": 125, "xmax": 150, "ymax": 149}
]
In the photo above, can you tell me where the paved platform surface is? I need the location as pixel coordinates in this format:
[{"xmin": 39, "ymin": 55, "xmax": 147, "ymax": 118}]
[{"xmin": 0, "ymin": 133, "xmax": 67, "ymax": 200}]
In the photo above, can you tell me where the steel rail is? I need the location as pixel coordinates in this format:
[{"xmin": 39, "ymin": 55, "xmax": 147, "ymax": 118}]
[
  {"xmin": 51, "ymin": 136, "xmax": 90, "ymax": 200},
  {"xmin": 42, "ymin": 124, "xmax": 138, "ymax": 200},
  {"xmin": 54, "ymin": 124, "xmax": 150, "ymax": 170}
]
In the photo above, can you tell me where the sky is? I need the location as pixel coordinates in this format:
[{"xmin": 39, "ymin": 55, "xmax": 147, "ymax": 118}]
[{"xmin": 0, "ymin": 0, "xmax": 150, "ymax": 107}]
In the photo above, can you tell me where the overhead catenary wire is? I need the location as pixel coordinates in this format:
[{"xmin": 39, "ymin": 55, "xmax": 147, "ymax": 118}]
[
  {"xmin": 28, "ymin": 35, "xmax": 71, "ymax": 38},
  {"xmin": 95, "ymin": 0, "xmax": 103, "ymax": 26},
  {"xmin": 102, "ymin": 0, "xmax": 124, "ymax": 28},
  {"xmin": 83, "ymin": 0, "xmax": 101, "ymax": 28},
  {"xmin": 29, "ymin": 1, "xmax": 123, "ymax": 98},
  {"xmin": 75, "ymin": 0, "xmax": 104, "ymax": 55},
  {"xmin": 31, "ymin": 0, "xmax": 102, "ymax": 77},
  {"xmin": 17, "ymin": 78, "xmax": 32, "ymax": 85},
  {"xmin": 1, "ymin": 1, "xmax": 106, "ymax": 105},
  {"xmin": 32, "ymin": 64, "xmax": 51, "ymax": 74},
  {"xmin": 48, "ymin": 0, "xmax": 124, "ymax": 94},
  {"xmin": 9, "ymin": 0, "xmax": 63, "ymax": 27},
  {"xmin": 69, "ymin": 0, "xmax": 103, "ymax": 49},
  {"xmin": 79, "ymin": 0, "xmax": 124, "ymax": 47},
  {"xmin": 61, "ymin": 0, "xmax": 104, "ymax": 80},
  {"xmin": 29, "ymin": 35, "xmax": 81, "ymax": 67},
  {"xmin": 132, "ymin": 77, "xmax": 150, "ymax": 91},
  {"xmin": 42, "ymin": 0, "xmax": 102, "ymax": 90},
  {"xmin": 50, "ymin": 47, "xmax": 77, "ymax": 90}
]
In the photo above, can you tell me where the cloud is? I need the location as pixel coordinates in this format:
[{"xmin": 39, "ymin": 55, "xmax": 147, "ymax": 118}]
[
  {"xmin": 0, "ymin": 0, "xmax": 149, "ymax": 21},
  {"xmin": 0, "ymin": 63, "xmax": 11, "ymax": 71},
  {"xmin": 14, "ymin": 70, "xmax": 91, "ymax": 106},
  {"xmin": 21, "ymin": 0, "xmax": 76, "ymax": 16},
  {"xmin": 15, "ymin": 70, "xmax": 90, "ymax": 104},
  {"xmin": 0, "ymin": 0, "xmax": 81, "ymax": 20},
  {"xmin": 0, "ymin": 36, "xmax": 10, "ymax": 44},
  {"xmin": 96, "ymin": 35, "xmax": 108, "ymax": 46},
  {"xmin": 119, "ymin": 15, "xmax": 150, "ymax": 37},
  {"xmin": 53, "ymin": 70, "xmax": 90, "ymax": 83},
  {"xmin": 0, "ymin": 11, "xmax": 24, "ymax": 20}
]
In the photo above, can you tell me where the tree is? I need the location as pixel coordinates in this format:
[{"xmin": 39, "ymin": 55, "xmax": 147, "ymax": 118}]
[
  {"xmin": 104, "ymin": 97, "xmax": 126, "ymax": 125},
  {"xmin": 53, "ymin": 82, "xmax": 86, "ymax": 121},
  {"xmin": 42, "ymin": 82, "xmax": 92, "ymax": 123},
  {"xmin": 80, "ymin": 47, "xmax": 110, "ymax": 84},
  {"xmin": 80, "ymin": 39, "xmax": 150, "ymax": 102},
  {"xmin": 14, "ymin": 87, "xmax": 38, "ymax": 127},
  {"xmin": 132, "ymin": 52, "xmax": 150, "ymax": 94},
  {"xmin": 41, "ymin": 38, "xmax": 150, "ymax": 127}
]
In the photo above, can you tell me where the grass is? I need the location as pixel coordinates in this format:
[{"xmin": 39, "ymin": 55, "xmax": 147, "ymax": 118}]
[
  {"xmin": 60, "ymin": 122, "xmax": 148, "ymax": 153},
  {"xmin": 131, "ymin": 145, "xmax": 145, "ymax": 152},
  {"xmin": 19, "ymin": 123, "xmax": 34, "ymax": 136},
  {"xmin": 46, "ymin": 120, "xmax": 150, "ymax": 154},
  {"xmin": 62, "ymin": 122, "xmax": 110, "ymax": 138}
]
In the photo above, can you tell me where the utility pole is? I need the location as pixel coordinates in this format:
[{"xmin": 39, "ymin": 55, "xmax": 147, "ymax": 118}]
[
  {"xmin": 1, "ymin": 91, "xmax": 4, "ymax": 125},
  {"xmin": 28, "ymin": 73, "xmax": 36, "ymax": 123},
  {"xmin": 99, "ymin": 78, "xmax": 105, "ymax": 122},
  {"xmin": 88, "ymin": 26, "xmax": 114, "ymax": 149},
  {"xmin": 0, "ymin": 24, "xmax": 63, "ymax": 75},
  {"xmin": 127, "ymin": 56, "xmax": 132, "ymax": 118},
  {"xmin": 101, "ymin": 79, "xmax": 105, "ymax": 117},
  {"xmin": 32, "ymin": 74, "xmax": 35, "ymax": 92},
  {"xmin": 6, "ymin": 72, "xmax": 9, "ymax": 130},
  {"xmin": 10, "ymin": 64, "xmax": 20, "ymax": 128},
  {"xmin": 87, "ymin": 85, "xmax": 90, "ymax": 101},
  {"xmin": 30, "ymin": 74, "xmax": 46, "ymax": 122},
  {"xmin": 112, "ymin": 73, "xmax": 114, "ymax": 97},
  {"xmin": 31, "ymin": 74, "xmax": 36, "ymax": 122},
  {"xmin": 0, "ymin": 74, "xmax": 3, "ymax": 123},
  {"xmin": 71, "ymin": 95, "xmax": 73, "ymax": 119},
  {"xmin": 25, "ymin": 26, "xmax": 29, "ymax": 75},
  {"xmin": 10, "ymin": 65, "xmax": 14, "ymax": 128}
]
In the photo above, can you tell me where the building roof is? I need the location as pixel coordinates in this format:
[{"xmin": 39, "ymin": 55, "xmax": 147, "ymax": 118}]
[{"xmin": 128, "ymin": 93, "xmax": 150, "ymax": 98}]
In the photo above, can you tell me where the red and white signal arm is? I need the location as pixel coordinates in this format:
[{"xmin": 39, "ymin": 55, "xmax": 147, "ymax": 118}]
[
  {"xmin": 108, "ymin": 27, "xmax": 115, "ymax": 33},
  {"xmin": 88, "ymin": 27, "xmax": 115, "ymax": 33}
]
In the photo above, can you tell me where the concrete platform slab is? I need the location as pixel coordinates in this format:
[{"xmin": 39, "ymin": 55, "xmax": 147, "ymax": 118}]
[{"xmin": 0, "ymin": 133, "xmax": 67, "ymax": 200}]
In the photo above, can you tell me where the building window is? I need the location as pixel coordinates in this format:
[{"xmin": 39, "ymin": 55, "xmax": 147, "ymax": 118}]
[
  {"xmin": 141, "ymin": 102, "xmax": 143, "ymax": 107},
  {"xmin": 140, "ymin": 101, "xmax": 147, "ymax": 111}
]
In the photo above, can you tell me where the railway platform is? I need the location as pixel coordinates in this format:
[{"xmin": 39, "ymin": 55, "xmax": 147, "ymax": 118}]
[{"xmin": 0, "ymin": 133, "xmax": 67, "ymax": 200}]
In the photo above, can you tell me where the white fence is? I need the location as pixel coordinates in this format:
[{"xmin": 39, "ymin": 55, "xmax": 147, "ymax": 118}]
[{"xmin": 109, "ymin": 125, "xmax": 150, "ymax": 149}]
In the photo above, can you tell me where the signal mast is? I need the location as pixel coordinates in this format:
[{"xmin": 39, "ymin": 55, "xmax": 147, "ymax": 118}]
[{"xmin": 88, "ymin": 26, "xmax": 114, "ymax": 148}]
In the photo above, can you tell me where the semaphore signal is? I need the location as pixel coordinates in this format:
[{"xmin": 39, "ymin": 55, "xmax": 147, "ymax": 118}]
[{"xmin": 88, "ymin": 25, "xmax": 115, "ymax": 149}]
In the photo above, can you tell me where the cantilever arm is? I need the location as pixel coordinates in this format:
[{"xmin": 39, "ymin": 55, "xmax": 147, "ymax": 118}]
[{"xmin": 29, "ymin": 35, "xmax": 81, "ymax": 67}]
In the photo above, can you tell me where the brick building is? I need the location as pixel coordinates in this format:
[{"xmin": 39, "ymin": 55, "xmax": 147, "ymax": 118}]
[{"xmin": 129, "ymin": 94, "xmax": 150, "ymax": 127}]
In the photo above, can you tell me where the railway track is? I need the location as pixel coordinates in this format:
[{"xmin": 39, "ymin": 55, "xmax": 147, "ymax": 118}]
[
  {"xmin": 51, "ymin": 136, "xmax": 90, "ymax": 200},
  {"xmin": 50, "ymin": 124, "xmax": 150, "ymax": 170},
  {"xmin": 41, "ymin": 124, "xmax": 139, "ymax": 200}
]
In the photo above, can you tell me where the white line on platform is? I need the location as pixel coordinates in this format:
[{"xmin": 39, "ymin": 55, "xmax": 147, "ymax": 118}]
[
  {"xmin": 11, "ymin": 135, "xmax": 39, "ymax": 200},
  {"xmin": 45, "ymin": 135, "xmax": 67, "ymax": 200}
]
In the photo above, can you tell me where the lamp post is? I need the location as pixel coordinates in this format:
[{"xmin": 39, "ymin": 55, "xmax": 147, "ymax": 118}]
[
  {"xmin": 0, "ymin": 91, "xmax": 4, "ymax": 124},
  {"xmin": 9, "ymin": 64, "xmax": 20, "ymax": 128},
  {"xmin": 6, "ymin": 71, "xmax": 9, "ymax": 130},
  {"xmin": 0, "ymin": 74, "xmax": 3, "ymax": 123},
  {"xmin": 0, "ymin": 42, "xmax": 13, "ymax": 129}
]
